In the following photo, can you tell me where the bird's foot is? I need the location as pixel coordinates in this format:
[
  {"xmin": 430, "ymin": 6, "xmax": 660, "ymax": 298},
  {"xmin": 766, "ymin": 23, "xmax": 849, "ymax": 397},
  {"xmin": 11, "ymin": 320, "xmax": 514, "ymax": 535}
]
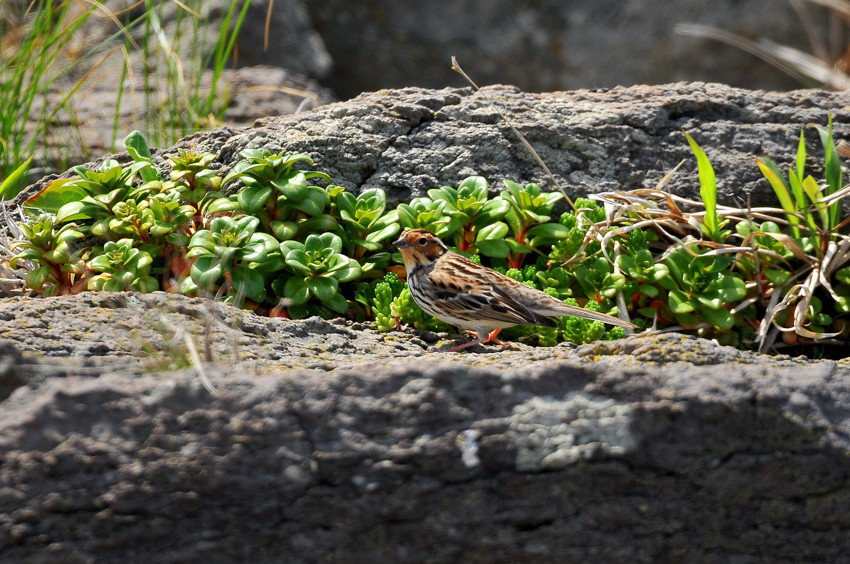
[{"xmin": 428, "ymin": 329, "xmax": 505, "ymax": 353}]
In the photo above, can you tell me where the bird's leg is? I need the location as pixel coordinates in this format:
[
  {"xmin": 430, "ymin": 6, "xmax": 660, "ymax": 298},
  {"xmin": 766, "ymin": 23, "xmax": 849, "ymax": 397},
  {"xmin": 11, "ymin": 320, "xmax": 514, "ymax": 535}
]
[{"xmin": 437, "ymin": 328, "xmax": 505, "ymax": 352}]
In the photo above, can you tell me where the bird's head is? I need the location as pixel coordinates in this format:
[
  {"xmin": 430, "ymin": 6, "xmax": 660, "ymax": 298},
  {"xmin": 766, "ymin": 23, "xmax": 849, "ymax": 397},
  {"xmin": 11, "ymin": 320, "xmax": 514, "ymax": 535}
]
[{"xmin": 392, "ymin": 229, "xmax": 448, "ymax": 269}]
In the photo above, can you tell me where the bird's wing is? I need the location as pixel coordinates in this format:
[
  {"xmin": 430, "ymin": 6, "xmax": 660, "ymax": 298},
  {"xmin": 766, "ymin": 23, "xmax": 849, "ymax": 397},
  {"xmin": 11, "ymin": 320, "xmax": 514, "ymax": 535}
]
[{"xmin": 426, "ymin": 254, "xmax": 555, "ymax": 327}]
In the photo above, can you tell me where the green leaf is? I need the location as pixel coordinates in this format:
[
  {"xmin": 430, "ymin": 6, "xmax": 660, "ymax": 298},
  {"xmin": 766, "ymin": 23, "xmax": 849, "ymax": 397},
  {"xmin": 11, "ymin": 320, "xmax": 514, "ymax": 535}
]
[
  {"xmin": 0, "ymin": 156, "xmax": 33, "ymax": 200},
  {"xmin": 696, "ymin": 294, "xmax": 723, "ymax": 310},
  {"xmin": 55, "ymin": 201, "xmax": 89, "ymax": 223},
  {"xmin": 124, "ymin": 130, "xmax": 153, "ymax": 162},
  {"xmin": 698, "ymin": 306, "xmax": 735, "ymax": 329},
  {"xmin": 273, "ymin": 172, "xmax": 309, "ymax": 200},
  {"xmin": 206, "ymin": 196, "xmax": 240, "ymax": 214},
  {"xmin": 237, "ymin": 185, "xmax": 274, "ymax": 213},
  {"xmin": 477, "ymin": 221, "xmax": 509, "ymax": 241},
  {"xmin": 298, "ymin": 214, "xmax": 339, "ymax": 233},
  {"xmin": 123, "ymin": 130, "xmax": 160, "ymax": 182},
  {"xmin": 764, "ymin": 269, "xmax": 791, "ymax": 285},
  {"xmin": 191, "ymin": 255, "xmax": 224, "ymax": 288},
  {"xmin": 271, "ymin": 220, "xmax": 298, "ymax": 241},
  {"xmin": 23, "ymin": 178, "xmax": 88, "ymax": 214},
  {"xmin": 307, "ymin": 276, "xmax": 338, "ymax": 302},
  {"xmin": 326, "ymin": 292, "xmax": 350, "ymax": 314},
  {"xmin": 477, "ymin": 197, "xmax": 511, "ymax": 223},
  {"xmin": 527, "ymin": 223, "xmax": 570, "ymax": 239},
  {"xmin": 134, "ymin": 276, "xmax": 159, "ymax": 293},
  {"xmin": 231, "ymin": 266, "xmax": 266, "ymax": 303},
  {"xmin": 712, "ymin": 275, "xmax": 747, "ymax": 302},
  {"xmin": 795, "ymin": 129, "xmax": 806, "ymax": 183},
  {"xmin": 668, "ymin": 289, "xmax": 695, "ymax": 314},
  {"xmin": 25, "ymin": 266, "xmax": 51, "ymax": 290},
  {"xmin": 317, "ymin": 232, "xmax": 343, "ymax": 254},
  {"xmin": 291, "ymin": 189, "xmax": 328, "ymax": 216},
  {"xmin": 835, "ymin": 266, "xmax": 850, "ymax": 285},
  {"xmin": 283, "ymin": 277, "xmax": 310, "ymax": 304},
  {"xmin": 683, "ymin": 131, "xmax": 719, "ymax": 240},
  {"xmin": 332, "ymin": 260, "xmax": 362, "ymax": 283},
  {"xmin": 638, "ymin": 284, "xmax": 659, "ymax": 298},
  {"xmin": 476, "ymin": 238, "xmax": 511, "ymax": 258},
  {"xmin": 365, "ymin": 222, "xmax": 401, "ymax": 243},
  {"xmin": 284, "ymin": 249, "xmax": 311, "ymax": 276},
  {"xmin": 757, "ymin": 157, "xmax": 800, "ymax": 239}
]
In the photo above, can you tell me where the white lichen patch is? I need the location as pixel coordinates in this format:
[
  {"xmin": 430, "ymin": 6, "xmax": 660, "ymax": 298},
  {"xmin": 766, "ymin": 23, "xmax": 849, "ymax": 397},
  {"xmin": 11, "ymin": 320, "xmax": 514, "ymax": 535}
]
[{"xmin": 511, "ymin": 392, "xmax": 635, "ymax": 472}]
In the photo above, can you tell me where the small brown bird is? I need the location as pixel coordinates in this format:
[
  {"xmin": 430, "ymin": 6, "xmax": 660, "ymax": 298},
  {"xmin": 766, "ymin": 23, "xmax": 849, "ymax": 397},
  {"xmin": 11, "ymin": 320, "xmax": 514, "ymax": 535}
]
[{"xmin": 393, "ymin": 228, "xmax": 635, "ymax": 351}]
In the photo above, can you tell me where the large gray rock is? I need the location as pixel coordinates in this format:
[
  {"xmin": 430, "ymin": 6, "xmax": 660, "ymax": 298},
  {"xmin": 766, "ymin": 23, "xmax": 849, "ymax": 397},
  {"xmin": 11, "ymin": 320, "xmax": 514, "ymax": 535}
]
[
  {"xmin": 0, "ymin": 292, "xmax": 849, "ymax": 561},
  {"xmin": 5, "ymin": 82, "xmax": 850, "ymax": 560},
  {"xmin": 18, "ymin": 82, "xmax": 850, "ymax": 210}
]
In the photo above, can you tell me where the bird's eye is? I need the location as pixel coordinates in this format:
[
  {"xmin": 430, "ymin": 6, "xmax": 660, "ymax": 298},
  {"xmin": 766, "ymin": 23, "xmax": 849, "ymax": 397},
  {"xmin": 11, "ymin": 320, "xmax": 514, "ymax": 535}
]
[{"xmin": 418, "ymin": 237, "xmax": 428, "ymax": 246}]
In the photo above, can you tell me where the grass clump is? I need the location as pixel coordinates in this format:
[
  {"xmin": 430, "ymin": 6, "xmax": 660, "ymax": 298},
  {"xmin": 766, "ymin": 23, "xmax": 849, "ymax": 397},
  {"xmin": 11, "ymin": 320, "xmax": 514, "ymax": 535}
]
[{"xmin": 0, "ymin": 0, "xmax": 257, "ymax": 196}]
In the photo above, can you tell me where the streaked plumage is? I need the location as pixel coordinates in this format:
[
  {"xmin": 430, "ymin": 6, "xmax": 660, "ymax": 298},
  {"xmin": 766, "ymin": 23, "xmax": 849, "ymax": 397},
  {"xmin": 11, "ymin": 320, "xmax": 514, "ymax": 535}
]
[{"xmin": 393, "ymin": 228, "xmax": 635, "ymax": 351}]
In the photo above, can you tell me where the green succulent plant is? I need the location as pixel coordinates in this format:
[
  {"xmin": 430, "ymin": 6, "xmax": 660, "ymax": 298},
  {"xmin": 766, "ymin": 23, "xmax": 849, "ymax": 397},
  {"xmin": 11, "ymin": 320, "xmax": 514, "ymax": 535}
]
[
  {"xmin": 223, "ymin": 149, "xmax": 335, "ymax": 240},
  {"xmin": 275, "ymin": 232, "xmax": 362, "ymax": 314},
  {"xmin": 427, "ymin": 176, "xmax": 511, "ymax": 255},
  {"xmin": 372, "ymin": 277, "xmax": 398, "ymax": 332},
  {"xmin": 659, "ymin": 248, "xmax": 747, "ymax": 329},
  {"xmin": 500, "ymin": 179, "xmax": 567, "ymax": 267},
  {"xmin": 167, "ymin": 149, "xmax": 222, "ymax": 195},
  {"xmin": 571, "ymin": 256, "xmax": 627, "ymax": 302},
  {"xmin": 396, "ymin": 196, "xmax": 457, "ymax": 238},
  {"xmin": 330, "ymin": 186, "xmax": 400, "ymax": 269},
  {"xmin": 10, "ymin": 213, "xmax": 86, "ymax": 295},
  {"xmin": 44, "ymin": 159, "xmax": 147, "ymax": 222},
  {"xmin": 184, "ymin": 215, "xmax": 280, "ymax": 304},
  {"xmin": 616, "ymin": 248, "xmax": 669, "ymax": 317},
  {"xmin": 87, "ymin": 238, "xmax": 158, "ymax": 292}
]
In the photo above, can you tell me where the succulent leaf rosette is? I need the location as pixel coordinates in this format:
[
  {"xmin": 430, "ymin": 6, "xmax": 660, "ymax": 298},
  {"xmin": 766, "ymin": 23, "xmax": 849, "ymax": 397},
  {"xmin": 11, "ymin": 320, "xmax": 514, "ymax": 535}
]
[
  {"xmin": 277, "ymin": 232, "xmax": 362, "ymax": 314},
  {"xmin": 185, "ymin": 215, "xmax": 280, "ymax": 303}
]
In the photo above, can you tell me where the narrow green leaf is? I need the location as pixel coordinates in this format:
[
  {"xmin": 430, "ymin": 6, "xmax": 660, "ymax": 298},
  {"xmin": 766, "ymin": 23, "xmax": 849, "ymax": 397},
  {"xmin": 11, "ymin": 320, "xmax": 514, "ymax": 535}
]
[
  {"xmin": 0, "ymin": 156, "xmax": 33, "ymax": 199},
  {"xmin": 683, "ymin": 131, "xmax": 719, "ymax": 240},
  {"xmin": 795, "ymin": 129, "xmax": 806, "ymax": 184},
  {"xmin": 816, "ymin": 115, "xmax": 842, "ymax": 228},
  {"xmin": 757, "ymin": 157, "xmax": 800, "ymax": 239}
]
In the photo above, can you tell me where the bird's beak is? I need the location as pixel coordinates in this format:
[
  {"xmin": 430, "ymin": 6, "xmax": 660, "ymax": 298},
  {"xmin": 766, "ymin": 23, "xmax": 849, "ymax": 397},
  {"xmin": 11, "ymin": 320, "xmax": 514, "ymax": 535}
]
[{"xmin": 392, "ymin": 236, "xmax": 408, "ymax": 249}]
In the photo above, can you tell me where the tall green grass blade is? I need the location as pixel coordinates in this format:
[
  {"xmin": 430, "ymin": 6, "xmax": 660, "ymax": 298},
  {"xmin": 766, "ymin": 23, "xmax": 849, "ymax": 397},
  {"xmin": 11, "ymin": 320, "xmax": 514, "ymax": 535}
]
[
  {"xmin": 0, "ymin": 156, "xmax": 33, "ymax": 199},
  {"xmin": 757, "ymin": 157, "xmax": 801, "ymax": 239},
  {"xmin": 683, "ymin": 131, "xmax": 720, "ymax": 241},
  {"xmin": 795, "ymin": 129, "xmax": 806, "ymax": 183},
  {"xmin": 200, "ymin": 0, "xmax": 252, "ymax": 119},
  {"xmin": 798, "ymin": 174, "xmax": 824, "ymax": 234},
  {"xmin": 816, "ymin": 115, "xmax": 842, "ymax": 230}
]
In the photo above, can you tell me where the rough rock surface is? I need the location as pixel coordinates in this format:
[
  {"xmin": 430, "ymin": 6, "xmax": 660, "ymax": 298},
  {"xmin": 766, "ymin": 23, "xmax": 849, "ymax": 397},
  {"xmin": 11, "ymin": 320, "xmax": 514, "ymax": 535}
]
[
  {"xmin": 18, "ymin": 82, "xmax": 850, "ymax": 211},
  {"xmin": 1, "ymin": 292, "xmax": 850, "ymax": 561},
  {"xmin": 5, "ymin": 82, "xmax": 850, "ymax": 560}
]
